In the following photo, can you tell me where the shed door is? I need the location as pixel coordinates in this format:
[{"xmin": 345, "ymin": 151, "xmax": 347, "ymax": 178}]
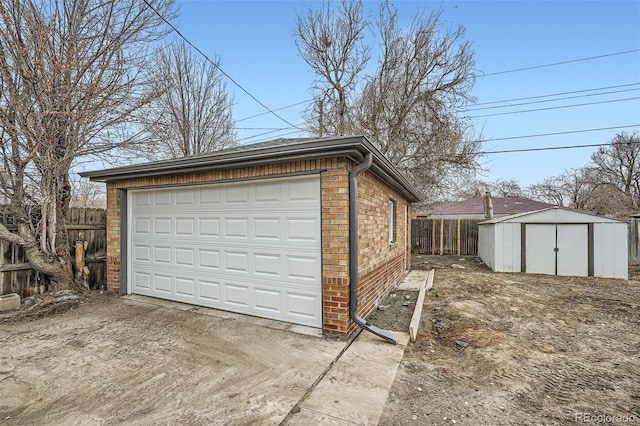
[
  {"xmin": 557, "ymin": 224, "xmax": 588, "ymax": 276},
  {"xmin": 128, "ymin": 175, "xmax": 322, "ymax": 328},
  {"xmin": 525, "ymin": 224, "xmax": 588, "ymax": 276},
  {"xmin": 525, "ymin": 224, "xmax": 556, "ymax": 275}
]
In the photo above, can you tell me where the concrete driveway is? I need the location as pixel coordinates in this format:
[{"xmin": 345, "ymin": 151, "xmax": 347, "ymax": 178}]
[{"xmin": 0, "ymin": 294, "xmax": 408, "ymax": 425}]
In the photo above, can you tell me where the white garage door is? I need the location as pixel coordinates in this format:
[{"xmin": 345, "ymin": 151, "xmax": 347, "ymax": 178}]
[{"xmin": 128, "ymin": 175, "xmax": 322, "ymax": 328}]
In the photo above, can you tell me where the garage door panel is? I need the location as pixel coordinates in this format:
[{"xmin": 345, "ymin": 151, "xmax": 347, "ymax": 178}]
[
  {"xmin": 133, "ymin": 245, "xmax": 151, "ymax": 262},
  {"xmin": 255, "ymin": 181, "xmax": 281, "ymax": 203},
  {"xmin": 154, "ymin": 218, "xmax": 171, "ymax": 234},
  {"xmin": 175, "ymin": 248, "xmax": 195, "ymax": 266},
  {"xmin": 287, "ymin": 293, "xmax": 320, "ymax": 319},
  {"xmin": 254, "ymin": 253, "xmax": 281, "ymax": 277},
  {"xmin": 287, "ymin": 255, "xmax": 320, "ymax": 281},
  {"xmin": 255, "ymin": 218, "xmax": 281, "ymax": 240},
  {"xmin": 254, "ymin": 287, "xmax": 281, "ymax": 313},
  {"xmin": 134, "ymin": 218, "xmax": 151, "ymax": 234},
  {"xmin": 288, "ymin": 178, "xmax": 321, "ymax": 202},
  {"xmin": 225, "ymin": 251, "xmax": 249, "ymax": 273},
  {"xmin": 226, "ymin": 186, "xmax": 249, "ymax": 204},
  {"xmin": 198, "ymin": 249, "xmax": 220, "ymax": 269},
  {"xmin": 134, "ymin": 192, "xmax": 152, "ymax": 207},
  {"xmin": 154, "ymin": 275, "xmax": 172, "ymax": 293},
  {"xmin": 225, "ymin": 218, "xmax": 249, "ymax": 238},
  {"xmin": 175, "ymin": 277, "xmax": 195, "ymax": 297},
  {"xmin": 155, "ymin": 191, "xmax": 172, "ymax": 206},
  {"xmin": 199, "ymin": 280, "xmax": 221, "ymax": 301},
  {"xmin": 226, "ymin": 284, "xmax": 249, "ymax": 307},
  {"xmin": 176, "ymin": 218, "xmax": 195, "ymax": 236},
  {"xmin": 200, "ymin": 187, "xmax": 221, "ymax": 204},
  {"xmin": 133, "ymin": 272, "xmax": 151, "ymax": 289},
  {"xmin": 154, "ymin": 246, "xmax": 171, "ymax": 264},
  {"xmin": 199, "ymin": 218, "xmax": 220, "ymax": 237},
  {"xmin": 176, "ymin": 189, "xmax": 195, "ymax": 205},
  {"xmin": 129, "ymin": 175, "xmax": 322, "ymax": 328},
  {"xmin": 287, "ymin": 218, "xmax": 319, "ymax": 242}
]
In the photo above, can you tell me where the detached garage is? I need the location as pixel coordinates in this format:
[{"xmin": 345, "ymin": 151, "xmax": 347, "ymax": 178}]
[
  {"xmin": 478, "ymin": 207, "xmax": 628, "ymax": 279},
  {"xmin": 81, "ymin": 136, "xmax": 421, "ymax": 337}
]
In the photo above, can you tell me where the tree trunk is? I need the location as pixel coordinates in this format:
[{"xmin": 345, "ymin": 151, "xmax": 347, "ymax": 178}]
[{"xmin": 16, "ymin": 223, "xmax": 75, "ymax": 292}]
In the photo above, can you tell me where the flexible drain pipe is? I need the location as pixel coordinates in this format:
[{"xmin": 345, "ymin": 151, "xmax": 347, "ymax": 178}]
[{"xmin": 349, "ymin": 152, "xmax": 399, "ymax": 345}]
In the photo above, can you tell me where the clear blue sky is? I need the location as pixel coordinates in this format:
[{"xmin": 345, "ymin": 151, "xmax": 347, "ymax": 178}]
[{"xmin": 174, "ymin": 0, "xmax": 640, "ymax": 188}]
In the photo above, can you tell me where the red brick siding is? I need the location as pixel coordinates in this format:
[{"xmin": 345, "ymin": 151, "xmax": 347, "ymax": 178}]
[
  {"xmin": 104, "ymin": 156, "xmax": 412, "ymax": 337},
  {"xmin": 354, "ymin": 163, "xmax": 412, "ymax": 325}
]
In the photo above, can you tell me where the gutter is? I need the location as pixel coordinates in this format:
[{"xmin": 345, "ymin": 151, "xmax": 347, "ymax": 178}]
[
  {"xmin": 349, "ymin": 152, "xmax": 399, "ymax": 345},
  {"xmin": 79, "ymin": 136, "xmax": 421, "ymax": 203}
]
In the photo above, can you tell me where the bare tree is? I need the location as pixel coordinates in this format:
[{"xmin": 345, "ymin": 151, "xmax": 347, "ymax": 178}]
[
  {"xmin": 589, "ymin": 131, "xmax": 640, "ymax": 212},
  {"xmin": 295, "ymin": 1, "xmax": 479, "ymax": 199},
  {"xmin": 0, "ymin": 0, "xmax": 173, "ymax": 291},
  {"xmin": 526, "ymin": 176, "xmax": 566, "ymax": 207},
  {"xmin": 526, "ymin": 167, "xmax": 626, "ymax": 214},
  {"xmin": 295, "ymin": 0, "xmax": 369, "ymax": 136},
  {"xmin": 69, "ymin": 176, "xmax": 106, "ymax": 209},
  {"xmin": 142, "ymin": 41, "xmax": 236, "ymax": 160},
  {"xmin": 453, "ymin": 178, "xmax": 523, "ymax": 200}
]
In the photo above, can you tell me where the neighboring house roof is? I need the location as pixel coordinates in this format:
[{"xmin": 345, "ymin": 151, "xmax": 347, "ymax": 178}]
[
  {"xmin": 80, "ymin": 135, "xmax": 422, "ymax": 203},
  {"xmin": 417, "ymin": 196, "xmax": 556, "ymax": 217}
]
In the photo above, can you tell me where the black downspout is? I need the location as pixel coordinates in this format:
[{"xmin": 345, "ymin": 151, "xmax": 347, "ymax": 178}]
[{"xmin": 349, "ymin": 152, "xmax": 399, "ymax": 345}]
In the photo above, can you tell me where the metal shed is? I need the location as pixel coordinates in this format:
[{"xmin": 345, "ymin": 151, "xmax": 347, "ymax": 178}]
[{"xmin": 478, "ymin": 207, "xmax": 628, "ymax": 279}]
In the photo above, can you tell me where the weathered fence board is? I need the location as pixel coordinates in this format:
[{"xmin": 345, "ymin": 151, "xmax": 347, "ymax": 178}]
[
  {"xmin": 0, "ymin": 207, "xmax": 106, "ymax": 297},
  {"xmin": 629, "ymin": 217, "xmax": 640, "ymax": 266},
  {"xmin": 412, "ymin": 218, "xmax": 482, "ymax": 256}
]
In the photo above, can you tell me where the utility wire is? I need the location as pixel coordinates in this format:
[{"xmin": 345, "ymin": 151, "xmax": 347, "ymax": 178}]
[
  {"xmin": 468, "ymin": 97, "xmax": 640, "ymax": 118},
  {"xmin": 475, "ymin": 124, "xmax": 640, "ymax": 144},
  {"xmin": 478, "ymin": 49, "xmax": 640, "ymax": 77},
  {"xmin": 469, "ymin": 82, "xmax": 640, "ymax": 106},
  {"xmin": 236, "ymin": 99, "xmax": 313, "ymax": 122},
  {"xmin": 480, "ymin": 142, "xmax": 638, "ymax": 155},
  {"xmin": 238, "ymin": 124, "xmax": 307, "ymax": 143},
  {"xmin": 253, "ymin": 129, "xmax": 307, "ymax": 143},
  {"xmin": 142, "ymin": 0, "xmax": 304, "ymax": 131},
  {"xmin": 464, "ymin": 88, "xmax": 640, "ymax": 112}
]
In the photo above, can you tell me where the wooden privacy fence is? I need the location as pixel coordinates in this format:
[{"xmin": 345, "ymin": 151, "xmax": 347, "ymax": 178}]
[
  {"xmin": 412, "ymin": 218, "xmax": 482, "ymax": 256},
  {"xmin": 0, "ymin": 208, "xmax": 106, "ymax": 297},
  {"xmin": 628, "ymin": 217, "xmax": 640, "ymax": 266}
]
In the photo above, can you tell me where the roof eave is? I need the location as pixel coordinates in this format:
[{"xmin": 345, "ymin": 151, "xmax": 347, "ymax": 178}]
[{"xmin": 80, "ymin": 135, "xmax": 422, "ymax": 203}]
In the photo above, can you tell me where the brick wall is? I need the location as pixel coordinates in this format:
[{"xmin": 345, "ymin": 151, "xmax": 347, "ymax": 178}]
[
  {"xmin": 105, "ymin": 156, "xmax": 412, "ymax": 337},
  {"xmin": 355, "ymin": 164, "xmax": 412, "ymax": 329}
]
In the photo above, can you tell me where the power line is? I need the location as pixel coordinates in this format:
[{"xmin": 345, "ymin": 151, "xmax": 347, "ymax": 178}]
[
  {"xmin": 469, "ymin": 82, "xmax": 640, "ymax": 106},
  {"xmin": 236, "ymin": 99, "xmax": 313, "ymax": 123},
  {"xmin": 237, "ymin": 123, "xmax": 306, "ymax": 143},
  {"xmin": 480, "ymin": 142, "xmax": 633, "ymax": 155},
  {"xmin": 141, "ymin": 0, "xmax": 303, "ymax": 131},
  {"xmin": 468, "ymin": 97, "xmax": 640, "ymax": 118},
  {"xmin": 236, "ymin": 127, "xmax": 289, "ymax": 130},
  {"xmin": 464, "ymin": 87, "xmax": 640, "ymax": 112},
  {"xmin": 478, "ymin": 49, "xmax": 640, "ymax": 77},
  {"xmin": 253, "ymin": 129, "xmax": 308, "ymax": 143},
  {"xmin": 476, "ymin": 124, "xmax": 640, "ymax": 144}
]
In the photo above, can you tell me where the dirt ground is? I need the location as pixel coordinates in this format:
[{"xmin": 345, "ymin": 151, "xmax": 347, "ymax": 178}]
[
  {"xmin": 2, "ymin": 257, "xmax": 639, "ymax": 425},
  {"xmin": 376, "ymin": 255, "xmax": 640, "ymax": 425}
]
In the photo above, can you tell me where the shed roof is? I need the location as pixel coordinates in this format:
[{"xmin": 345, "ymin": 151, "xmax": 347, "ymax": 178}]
[
  {"xmin": 479, "ymin": 206, "xmax": 624, "ymax": 224},
  {"xmin": 418, "ymin": 196, "xmax": 555, "ymax": 217},
  {"xmin": 80, "ymin": 135, "xmax": 421, "ymax": 203}
]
